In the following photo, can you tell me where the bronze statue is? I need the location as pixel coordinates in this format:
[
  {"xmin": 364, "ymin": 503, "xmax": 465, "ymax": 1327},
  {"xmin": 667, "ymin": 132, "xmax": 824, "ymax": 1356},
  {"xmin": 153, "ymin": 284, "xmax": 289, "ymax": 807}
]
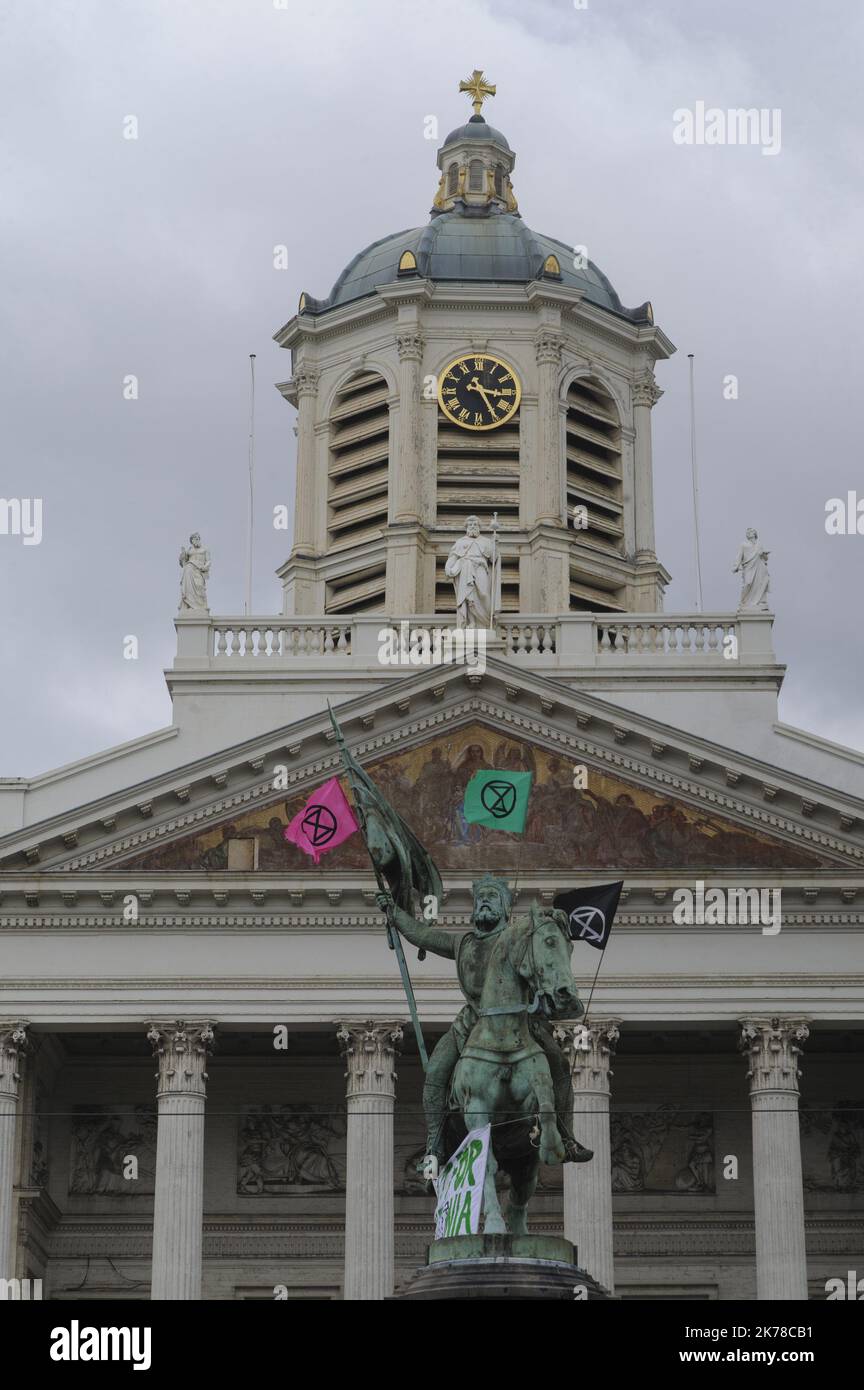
[{"xmin": 331, "ymin": 706, "xmax": 592, "ymax": 1234}]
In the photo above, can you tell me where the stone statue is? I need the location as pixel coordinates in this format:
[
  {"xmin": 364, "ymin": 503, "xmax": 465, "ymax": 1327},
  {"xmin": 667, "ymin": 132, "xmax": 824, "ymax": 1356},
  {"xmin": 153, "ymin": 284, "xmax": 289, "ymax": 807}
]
[
  {"xmin": 178, "ymin": 532, "xmax": 210, "ymax": 612},
  {"xmin": 445, "ymin": 515, "xmax": 498, "ymax": 629},
  {"xmin": 733, "ymin": 527, "xmax": 770, "ymax": 611},
  {"xmin": 377, "ymin": 876, "xmax": 593, "ymax": 1234}
]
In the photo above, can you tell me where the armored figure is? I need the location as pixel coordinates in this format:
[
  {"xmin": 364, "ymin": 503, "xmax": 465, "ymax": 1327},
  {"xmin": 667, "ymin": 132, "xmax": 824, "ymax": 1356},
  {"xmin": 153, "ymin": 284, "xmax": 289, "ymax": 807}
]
[{"xmin": 378, "ymin": 873, "xmax": 593, "ymax": 1170}]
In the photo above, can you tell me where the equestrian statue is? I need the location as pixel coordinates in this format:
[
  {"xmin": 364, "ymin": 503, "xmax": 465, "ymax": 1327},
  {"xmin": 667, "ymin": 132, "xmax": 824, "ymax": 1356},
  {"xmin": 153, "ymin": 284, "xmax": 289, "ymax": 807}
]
[{"xmin": 329, "ymin": 709, "xmax": 593, "ymax": 1236}]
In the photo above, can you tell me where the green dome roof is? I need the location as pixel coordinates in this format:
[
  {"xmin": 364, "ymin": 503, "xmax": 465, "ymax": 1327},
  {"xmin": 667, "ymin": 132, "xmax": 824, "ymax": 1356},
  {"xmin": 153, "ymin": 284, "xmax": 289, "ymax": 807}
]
[{"xmin": 300, "ymin": 211, "xmax": 651, "ymax": 324}]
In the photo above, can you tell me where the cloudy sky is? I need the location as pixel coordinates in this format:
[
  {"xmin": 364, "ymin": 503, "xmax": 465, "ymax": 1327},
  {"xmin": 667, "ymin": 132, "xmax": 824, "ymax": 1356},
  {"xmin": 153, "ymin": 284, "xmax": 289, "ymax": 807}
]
[{"xmin": 1, "ymin": 0, "xmax": 862, "ymax": 777}]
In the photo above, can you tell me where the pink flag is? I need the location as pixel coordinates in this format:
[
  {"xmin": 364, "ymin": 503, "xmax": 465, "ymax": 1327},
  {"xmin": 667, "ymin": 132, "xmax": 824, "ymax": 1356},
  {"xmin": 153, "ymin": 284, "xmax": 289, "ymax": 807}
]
[{"xmin": 283, "ymin": 777, "xmax": 359, "ymax": 865}]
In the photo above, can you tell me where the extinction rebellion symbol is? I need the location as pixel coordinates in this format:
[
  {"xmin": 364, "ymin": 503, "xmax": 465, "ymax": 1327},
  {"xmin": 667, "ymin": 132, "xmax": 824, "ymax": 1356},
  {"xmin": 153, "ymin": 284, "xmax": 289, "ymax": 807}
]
[
  {"xmin": 480, "ymin": 779, "xmax": 517, "ymax": 819},
  {"xmin": 301, "ymin": 804, "xmax": 338, "ymax": 848},
  {"xmin": 568, "ymin": 906, "xmax": 606, "ymax": 944}
]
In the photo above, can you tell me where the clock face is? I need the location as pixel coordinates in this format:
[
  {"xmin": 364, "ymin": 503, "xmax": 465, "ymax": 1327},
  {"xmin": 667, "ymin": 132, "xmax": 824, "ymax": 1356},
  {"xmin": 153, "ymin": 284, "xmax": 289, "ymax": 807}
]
[{"xmin": 437, "ymin": 353, "xmax": 521, "ymax": 431}]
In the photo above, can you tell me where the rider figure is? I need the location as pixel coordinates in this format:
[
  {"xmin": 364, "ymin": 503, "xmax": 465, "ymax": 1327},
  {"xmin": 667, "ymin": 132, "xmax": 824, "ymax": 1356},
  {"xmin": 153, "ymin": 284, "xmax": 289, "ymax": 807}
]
[{"xmin": 377, "ymin": 873, "xmax": 593, "ymax": 1170}]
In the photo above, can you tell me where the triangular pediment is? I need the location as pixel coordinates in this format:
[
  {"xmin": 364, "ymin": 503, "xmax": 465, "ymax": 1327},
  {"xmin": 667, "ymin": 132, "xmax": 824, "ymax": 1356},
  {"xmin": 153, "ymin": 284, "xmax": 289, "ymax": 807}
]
[
  {"xmin": 121, "ymin": 720, "xmax": 832, "ymax": 873},
  {"xmin": 4, "ymin": 657, "xmax": 860, "ymax": 875}
]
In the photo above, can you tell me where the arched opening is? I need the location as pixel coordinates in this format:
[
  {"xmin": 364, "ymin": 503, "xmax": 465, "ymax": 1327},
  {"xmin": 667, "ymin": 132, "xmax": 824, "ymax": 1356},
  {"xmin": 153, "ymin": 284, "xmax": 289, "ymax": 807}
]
[
  {"xmin": 326, "ymin": 371, "xmax": 389, "ymax": 612},
  {"xmin": 565, "ymin": 376, "xmax": 626, "ymax": 612}
]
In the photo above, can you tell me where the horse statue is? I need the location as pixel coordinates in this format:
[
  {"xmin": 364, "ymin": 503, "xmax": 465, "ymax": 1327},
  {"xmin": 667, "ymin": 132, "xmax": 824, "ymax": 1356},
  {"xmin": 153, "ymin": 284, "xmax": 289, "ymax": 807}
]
[{"xmin": 449, "ymin": 903, "xmax": 582, "ymax": 1234}]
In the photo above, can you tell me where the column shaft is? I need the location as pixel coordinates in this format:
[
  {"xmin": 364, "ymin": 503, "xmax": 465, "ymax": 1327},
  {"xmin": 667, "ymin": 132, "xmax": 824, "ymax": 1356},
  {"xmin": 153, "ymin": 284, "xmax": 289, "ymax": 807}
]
[
  {"xmin": 740, "ymin": 1018, "xmax": 810, "ymax": 1301},
  {"xmin": 556, "ymin": 1020, "xmax": 619, "ymax": 1293},
  {"xmin": 148, "ymin": 1021, "xmax": 214, "ymax": 1301},
  {"xmin": 292, "ymin": 367, "xmax": 320, "ymax": 554},
  {"xmin": 338, "ymin": 1022, "xmax": 402, "ymax": 1301},
  {"xmin": 0, "ymin": 1024, "xmax": 27, "ymax": 1281}
]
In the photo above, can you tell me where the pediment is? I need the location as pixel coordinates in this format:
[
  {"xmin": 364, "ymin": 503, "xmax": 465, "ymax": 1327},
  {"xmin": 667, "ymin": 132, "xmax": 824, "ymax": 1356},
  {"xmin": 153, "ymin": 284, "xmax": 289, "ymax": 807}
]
[
  {"xmin": 3, "ymin": 658, "xmax": 862, "ymax": 873},
  {"xmin": 122, "ymin": 720, "xmax": 830, "ymax": 873}
]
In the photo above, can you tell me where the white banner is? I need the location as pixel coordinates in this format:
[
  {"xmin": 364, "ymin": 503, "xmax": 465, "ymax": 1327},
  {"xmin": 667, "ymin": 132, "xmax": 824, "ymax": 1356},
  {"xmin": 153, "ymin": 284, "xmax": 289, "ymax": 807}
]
[{"xmin": 434, "ymin": 1124, "xmax": 490, "ymax": 1239}]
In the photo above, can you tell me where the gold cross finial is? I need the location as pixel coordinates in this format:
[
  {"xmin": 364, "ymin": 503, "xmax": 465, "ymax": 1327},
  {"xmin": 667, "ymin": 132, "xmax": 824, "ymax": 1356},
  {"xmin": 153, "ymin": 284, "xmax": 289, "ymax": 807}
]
[{"xmin": 459, "ymin": 69, "xmax": 496, "ymax": 118}]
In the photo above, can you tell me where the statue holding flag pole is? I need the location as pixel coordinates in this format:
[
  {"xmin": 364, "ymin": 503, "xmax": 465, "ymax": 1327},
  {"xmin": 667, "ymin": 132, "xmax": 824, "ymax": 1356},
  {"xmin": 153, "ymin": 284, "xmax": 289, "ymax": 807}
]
[{"xmin": 326, "ymin": 707, "xmax": 601, "ymax": 1234}]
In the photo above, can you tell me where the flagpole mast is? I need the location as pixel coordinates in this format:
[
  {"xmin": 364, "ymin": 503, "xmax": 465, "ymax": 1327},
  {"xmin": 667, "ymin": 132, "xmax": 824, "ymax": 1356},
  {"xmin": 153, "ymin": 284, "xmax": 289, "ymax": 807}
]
[
  {"xmin": 327, "ymin": 703, "xmax": 429, "ymax": 1069},
  {"xmin": 489, "ymin": 510, "xmax": 500, "ymax": 632}
]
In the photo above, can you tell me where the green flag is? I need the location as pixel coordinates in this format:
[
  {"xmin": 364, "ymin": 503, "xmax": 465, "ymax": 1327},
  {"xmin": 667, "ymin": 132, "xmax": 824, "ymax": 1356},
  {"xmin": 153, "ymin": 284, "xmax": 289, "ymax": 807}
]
[{"xmin": 463, "ymin": 770, "xmax": 533, "ymax": 833}]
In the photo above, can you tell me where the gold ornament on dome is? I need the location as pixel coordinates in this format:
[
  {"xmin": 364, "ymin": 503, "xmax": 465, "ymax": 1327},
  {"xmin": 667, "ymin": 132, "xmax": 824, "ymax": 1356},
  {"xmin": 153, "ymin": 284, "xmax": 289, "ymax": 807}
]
[{"xmin": 458, "ymin": 69, "xmax": 496, "ymax": 117}]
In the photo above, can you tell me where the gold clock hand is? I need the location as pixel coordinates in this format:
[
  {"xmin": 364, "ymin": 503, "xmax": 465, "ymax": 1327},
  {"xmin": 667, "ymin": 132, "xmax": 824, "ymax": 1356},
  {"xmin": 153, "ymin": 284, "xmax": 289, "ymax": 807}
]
[{"xmin": 467, "ymin": 378, "xmax": 494, "ymax": 413}]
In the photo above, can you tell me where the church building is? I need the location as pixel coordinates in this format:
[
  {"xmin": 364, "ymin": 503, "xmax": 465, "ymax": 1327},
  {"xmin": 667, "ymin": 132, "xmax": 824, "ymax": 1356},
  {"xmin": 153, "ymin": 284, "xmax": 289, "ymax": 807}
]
[{"xmin": 1, "ymin": 74, "xmax": 862, "ymax": 1302}]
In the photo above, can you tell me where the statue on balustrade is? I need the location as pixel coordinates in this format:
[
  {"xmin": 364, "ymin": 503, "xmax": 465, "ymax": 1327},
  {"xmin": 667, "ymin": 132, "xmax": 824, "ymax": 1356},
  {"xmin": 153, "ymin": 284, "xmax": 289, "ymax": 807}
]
[
  {"xmin": 445, "ymin": 515, "xmax": 499, "ymax": 629},
  {"xmin": 178, "ymin": 532, "xmax": 210, "ymax": 612},
  {"xmin": 733, "ymin": 527, "xmax": 771, "ymax": 612}
]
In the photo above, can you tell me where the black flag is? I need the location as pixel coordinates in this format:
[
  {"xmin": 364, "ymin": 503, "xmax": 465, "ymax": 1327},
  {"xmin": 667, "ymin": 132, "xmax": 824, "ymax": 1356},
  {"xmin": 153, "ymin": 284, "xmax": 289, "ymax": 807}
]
[{"xmin": 553, "ymin": 881, "xmax": 623, "ymax": 951}]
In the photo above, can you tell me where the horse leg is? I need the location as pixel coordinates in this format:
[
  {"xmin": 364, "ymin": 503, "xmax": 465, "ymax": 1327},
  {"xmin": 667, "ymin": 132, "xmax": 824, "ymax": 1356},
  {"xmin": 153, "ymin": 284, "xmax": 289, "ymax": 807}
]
[
  {"xmin": 462, "ymin": 1095, "xmax": 507, "ymax": 1235},
  {"xmin": 524, "ymin": 1054, "xmax": 566, "ymax": 1166},
  {"xmin": 507, "ymin": 1152, "xmax": 539, "ymax": 1236}
]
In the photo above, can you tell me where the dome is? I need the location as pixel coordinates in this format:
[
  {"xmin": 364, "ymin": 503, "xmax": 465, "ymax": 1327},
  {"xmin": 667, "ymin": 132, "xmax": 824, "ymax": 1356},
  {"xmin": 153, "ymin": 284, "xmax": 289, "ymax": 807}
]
[
  {"xmin": 299, "ymin": 212, "xmax": 651, "ymax": 324},
  {"xmin": 441, "ymin": 115, "xmax": 512, "ymax": 153}
]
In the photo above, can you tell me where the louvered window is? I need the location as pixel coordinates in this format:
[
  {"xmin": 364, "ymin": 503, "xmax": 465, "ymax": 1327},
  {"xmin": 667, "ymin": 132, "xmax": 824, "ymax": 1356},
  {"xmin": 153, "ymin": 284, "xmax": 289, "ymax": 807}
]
[
  {"xmin": 566, "ymin": 377, "xmax": 625, "ymax": 612},
  {"xmin": 327, "ymin": 372, "xmax": 389, "ymax": 551}
]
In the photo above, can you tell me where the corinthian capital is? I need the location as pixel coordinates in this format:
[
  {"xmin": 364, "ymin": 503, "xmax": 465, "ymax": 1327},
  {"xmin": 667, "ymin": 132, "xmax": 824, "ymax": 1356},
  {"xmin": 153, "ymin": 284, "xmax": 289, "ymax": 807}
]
[
  {"xmin": 554, "ymin": 1018, "xmax": 621, "ymax": 1092},
  {"xmin": 337, "ymin": 1020, "xmax": 403, "ymax": 1099},
  {"xmin": 0, "ymin": 1022, "xmax": 28, "ymax": 1099},
  {"xmin": 396, "ymin": 331, "xmax": 424, "ymax": 362},
  {"xmin": 632, "ymin": 374, "xmax": 663, "ymax": 408},
  {"xmin": 293, "ymin": 366, "xmax": 320, "ymax": 398},
  {"xmin": 535, "ymin": 330, "xmax": 563, "ymax": 366},
  {"xmin": 147, "ymin": 1020, "xmax": 215, "ymax": 1096},
  {"xmin": 739, "ymin": 1017, "xmax": 809, "ymax": 1094}
]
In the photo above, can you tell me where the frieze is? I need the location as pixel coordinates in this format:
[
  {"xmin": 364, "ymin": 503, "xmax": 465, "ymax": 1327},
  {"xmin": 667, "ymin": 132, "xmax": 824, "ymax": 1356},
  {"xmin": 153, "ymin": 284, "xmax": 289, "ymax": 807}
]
[
  {"xmin": 611, "ymin": 1107, "xmax": 715, "ymax": 1194},
  {"xmin": 68, "ymin": 1105, "xmax": 157, "ymax": 1195},
  {"xmin": 801, "ymin": 1101, "xmax": 864, "ymax": 1193},
  {"xmin": 238, "ymin": 1104, "xmax": 345, "ymax": 1193}
]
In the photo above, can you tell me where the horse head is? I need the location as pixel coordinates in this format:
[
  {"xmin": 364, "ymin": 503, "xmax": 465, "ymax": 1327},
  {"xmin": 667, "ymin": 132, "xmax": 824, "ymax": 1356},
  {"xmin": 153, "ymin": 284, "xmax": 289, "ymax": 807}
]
[{"xmin": 515, "ymin": 905, "xmax": 582, "ymax": 1018}]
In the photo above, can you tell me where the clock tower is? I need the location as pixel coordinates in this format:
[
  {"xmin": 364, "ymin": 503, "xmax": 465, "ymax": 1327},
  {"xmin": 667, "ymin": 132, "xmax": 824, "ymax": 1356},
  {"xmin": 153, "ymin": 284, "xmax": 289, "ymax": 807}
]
[{"xmin": 275, "ymin": 74, "xmax": 674, "ymax": 621}]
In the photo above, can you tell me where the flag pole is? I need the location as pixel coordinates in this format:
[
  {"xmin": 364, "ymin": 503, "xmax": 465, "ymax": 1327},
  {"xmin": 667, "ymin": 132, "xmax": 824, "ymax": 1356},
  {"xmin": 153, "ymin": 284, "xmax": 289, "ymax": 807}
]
[
  {"xmin": 327, "ymin": 702, "xmax": 429, "ymax": 1069},
  {"xmin": 245, "ymin": 353, "xmax": 257, "ymax": 617}
]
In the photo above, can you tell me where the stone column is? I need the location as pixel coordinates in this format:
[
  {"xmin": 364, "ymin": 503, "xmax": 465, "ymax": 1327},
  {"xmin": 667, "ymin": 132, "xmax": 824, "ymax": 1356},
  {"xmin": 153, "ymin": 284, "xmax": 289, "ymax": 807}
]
[
  {"xmin": 739, "ymin": 1017, "xmax": 810, "ymax": 1301},
  {"xmin": 533, "ymin": 329, "xmax": 564, "ymax": 525},
  {"xmin": 291, "ymin": 365, "xmax": 320, "ymax": 554},
  {"xmin": 555, "ymin": 1019, "xmax": 620, "ymax": 1293},
  {"xmin": 338, "ymin": 1021, "xmax": 403, "ymax": 1301},
  {"xmin": 631, "ymin": 373, "xmax": 662, "ymax": 561},
  {"xmin": 0, "ymin": 1022, "xmax": 28, "ymax": 1280},
  {"xmin": 147, "ymin": 1021, "xmax": 215, "ymax": 1301},
  {"xmin": 392, "ymin": 331, "xmax": 424, "ymax": 524}
]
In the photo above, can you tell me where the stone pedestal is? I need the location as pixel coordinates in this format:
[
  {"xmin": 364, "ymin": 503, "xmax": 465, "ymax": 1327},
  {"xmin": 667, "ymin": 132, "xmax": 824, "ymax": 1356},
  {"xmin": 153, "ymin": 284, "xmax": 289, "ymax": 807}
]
[
  {"xmin": 338, "ymin": 1021, "xmax": 403, "ymax": 1301},
  {"xmin": 740, "ymin": 1017, "xmax": 810, "ymax": 1301},
  {"xmin": 148, "ymin": 1021, "xmax": 215, "ymax": 1301},
  {"xmin": 394, "ymin": 1233, "xmax": 612, "ymax": 1300},
  {"xmin": 0, "ymin": 1023, "xmax": 27, "ymax": 1280},
  {"xmin": 556, "ymin": 1019, "xmax": 620, "ymax": 1295}
]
